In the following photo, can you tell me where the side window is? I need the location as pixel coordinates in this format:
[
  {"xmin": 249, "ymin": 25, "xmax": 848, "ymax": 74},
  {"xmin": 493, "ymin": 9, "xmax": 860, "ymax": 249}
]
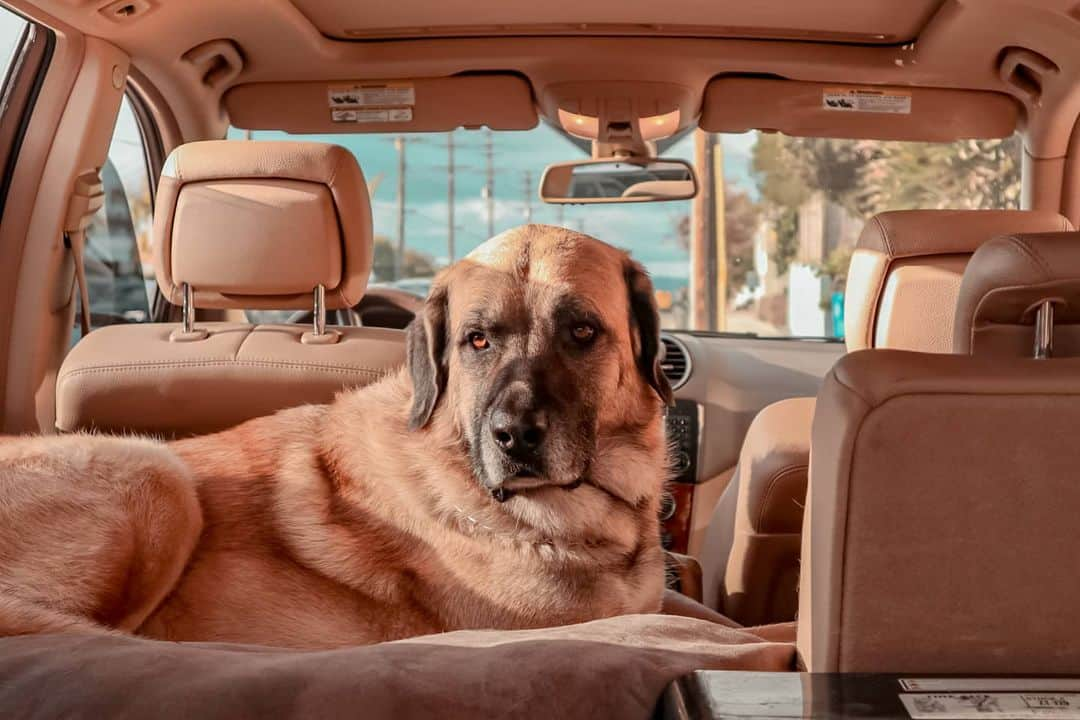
[
  {"xmin": 75, "ymin": 95, "xmax": 155, "ymax": 337},
  {"xmin": 0, "ymin": 12, "xmax": 28, "ymax": 91}
]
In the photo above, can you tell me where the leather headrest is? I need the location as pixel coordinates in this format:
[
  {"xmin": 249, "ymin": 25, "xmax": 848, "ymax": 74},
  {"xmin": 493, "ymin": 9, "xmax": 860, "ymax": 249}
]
[
  {"xmin": 844, "ymin": 209, "xmax": 1073, "ymax": 352},
  {"xmin": 954, "ymin": 232, "xmax": 1080, "ymax": 357},
  {"xmin": 152, "ymin": 140, "xmax": 372, "ymax": 310}
]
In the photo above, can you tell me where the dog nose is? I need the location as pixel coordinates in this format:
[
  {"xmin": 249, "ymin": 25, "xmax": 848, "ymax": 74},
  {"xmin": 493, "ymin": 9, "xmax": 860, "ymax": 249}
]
[{"xmin": 490, "ymin": 410, "xmax": 546, "ymax": 459}]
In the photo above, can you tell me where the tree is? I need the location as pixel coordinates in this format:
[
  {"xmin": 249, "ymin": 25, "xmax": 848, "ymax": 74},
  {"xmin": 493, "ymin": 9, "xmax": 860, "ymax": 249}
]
[
  {"xmin": 752, "ymin": 134, "xmax": 873, "ymax": 214},
  {"xmin": 748, "ymin": 133, "xmax": 1023, "ymax": 277},
  {"xmin": 750, "ymin": 134, "xmax": 869, "ymax": 276},
  {"xmin": 673, "ymin": 185, "xmax": 761, "ymax": 298},
  {"xmin": 372, "ymin": 235, "xmax": 437, "ymax": 281},
  {"xmin": 771, "ymin": 208, "xmax": 799, "ymax": 277},
  {"xmin": 855, "ymin": 136, "xmax": 1021, "ymax": 216},
  {"xmin": 724, "ymin": 188, "xmax": 760, "ymax": 295},
  {"xmin": 811, "ymin": 245, "xmax": 853, "ymax": 293}
]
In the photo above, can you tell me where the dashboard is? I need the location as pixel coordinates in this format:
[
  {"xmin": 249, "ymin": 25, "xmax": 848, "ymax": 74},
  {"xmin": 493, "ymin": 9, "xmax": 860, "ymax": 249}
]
[{"xmin": 656, "ymin": 331, "xmax": 844, "ymax": 555}]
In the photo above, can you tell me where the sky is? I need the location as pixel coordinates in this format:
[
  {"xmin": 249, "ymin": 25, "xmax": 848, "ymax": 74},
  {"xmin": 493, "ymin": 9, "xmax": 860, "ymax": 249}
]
[
  {"xmin": 0, "ymin": 9, "xmax": 26, "ymax": 71},
  {"xmin": 226, "ymin": 124, "xmax": 760, "ymax": 290}
]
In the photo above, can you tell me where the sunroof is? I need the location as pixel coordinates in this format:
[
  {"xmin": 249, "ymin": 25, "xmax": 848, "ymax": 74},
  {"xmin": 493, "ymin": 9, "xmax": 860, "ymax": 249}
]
[{"xmin": 289, "ymin": 0, "xmax": 945, "ymax": 45}]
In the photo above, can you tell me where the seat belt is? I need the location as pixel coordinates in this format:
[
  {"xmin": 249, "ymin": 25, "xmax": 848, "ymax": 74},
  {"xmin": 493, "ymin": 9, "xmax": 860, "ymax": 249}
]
[{"xmin": 63, "ymin": 171, "xmax": 104, "ymax": 337}]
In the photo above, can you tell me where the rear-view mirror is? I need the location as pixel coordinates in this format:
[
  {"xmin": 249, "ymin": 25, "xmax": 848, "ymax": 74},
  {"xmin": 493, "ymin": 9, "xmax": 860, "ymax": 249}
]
[{"xmin": 540, "ymin": 158, "xmax": 697, "ymax": 204}]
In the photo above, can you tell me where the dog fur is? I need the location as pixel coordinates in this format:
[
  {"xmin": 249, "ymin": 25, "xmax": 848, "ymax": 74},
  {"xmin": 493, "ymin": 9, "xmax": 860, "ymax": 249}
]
[{"xmin": 0, "ymin": 226, "xmax": 673, "ymax": 649}]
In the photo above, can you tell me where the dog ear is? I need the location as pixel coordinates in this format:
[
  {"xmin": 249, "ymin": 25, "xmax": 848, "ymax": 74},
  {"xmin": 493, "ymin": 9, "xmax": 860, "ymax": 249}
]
[
  {"xmin": 624, "ymin": 259, "xmax": 674, "ymax": 407},
  {"xmin": 406, "ymin": 284, "xmax": 449, "ymax": 430}
]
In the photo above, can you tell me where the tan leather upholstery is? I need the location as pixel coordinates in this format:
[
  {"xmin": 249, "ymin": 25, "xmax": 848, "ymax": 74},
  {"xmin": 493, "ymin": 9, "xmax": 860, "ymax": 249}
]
[
  {"xmin": 844, "ymin": 209, "xmax": 1073, "ymax": 352},
  {"xmin": 57, "ymin": 140, "xmax": 405, "ymax": 437},
  {"xmin": 717, "ymin": 396, "xmax": 814, "ymax": 626},
  {"xmin": 56, "ymin": 324, "xmax": 404, "ymax": 437},
  {"xmin": 798, "ymin": 349, "xmax": 1080, "ymax": 673},
  {"xmin": 707, "ymin": 209, "xmax": 1072, "ymax": 623},
  {"xmin": 153, "ymin": 140, "xmax": 373, "ymax": 310},
  {"xmin": 955, "ymin": 231, "xmax": 1080, "ymax": 357}
]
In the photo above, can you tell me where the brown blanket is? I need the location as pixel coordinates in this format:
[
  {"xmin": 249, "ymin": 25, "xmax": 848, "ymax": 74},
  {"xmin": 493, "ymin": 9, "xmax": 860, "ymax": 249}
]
[{"xmin": 0, "ymin": 614, "xmax": 794, "ymax": 720}]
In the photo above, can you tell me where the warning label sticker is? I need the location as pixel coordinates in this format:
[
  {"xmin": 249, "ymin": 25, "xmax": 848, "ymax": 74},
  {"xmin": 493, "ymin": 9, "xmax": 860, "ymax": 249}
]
[
  {"xmin": 328, "ymin": 83, "xmax": 415, "ymax": 109},
  {"xmin": 901, "ymin": 693, "xmax": 1080, "ymax": 718},
  {"xmin": 823, "ymin": 87, "xmax": 911, "ymax": 114},
  {"xmin": 331, "ymin": 108, "xmax": 413, "ymax": 124}
]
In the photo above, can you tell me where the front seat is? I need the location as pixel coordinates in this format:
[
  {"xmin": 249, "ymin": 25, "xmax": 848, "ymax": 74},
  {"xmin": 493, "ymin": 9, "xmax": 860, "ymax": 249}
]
[
  {"xmin": 55, "ymin": 140, "xmax": 405, "ymax": 437},
  {"xmin": 702, "ymin": 208, "xmax": 1074, "ymax": 624},
  {"xmin": 799, "ymin": 230, "xmax": 1080, "ymax": 672}
]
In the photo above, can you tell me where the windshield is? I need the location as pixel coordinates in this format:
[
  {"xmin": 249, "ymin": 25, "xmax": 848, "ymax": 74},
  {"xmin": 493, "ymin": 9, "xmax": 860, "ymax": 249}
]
[{"xmin": 228, "ymin": 126, "xmax": 1020, "ymax": 339}]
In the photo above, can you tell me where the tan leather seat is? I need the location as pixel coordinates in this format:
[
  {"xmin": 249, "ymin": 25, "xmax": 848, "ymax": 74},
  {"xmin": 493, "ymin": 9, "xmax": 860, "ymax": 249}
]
[
  {"xmin": 704, "ymin": 209, "xmax": 1073, "ymax": 624},
  {"xmin": 56, "ymin": 140, "xmax": 405, "ymax": 437},
  {"xmin": 799, "ymin": 231, "xmax": 1080, "ymax": 672},
  {"xmin": 954, "ymin": 231, "xmax": 1080, "ymax": 358}
]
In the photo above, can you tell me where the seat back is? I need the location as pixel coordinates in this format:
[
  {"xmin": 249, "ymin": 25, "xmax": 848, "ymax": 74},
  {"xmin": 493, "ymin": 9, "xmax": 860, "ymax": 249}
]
[
  {"xmin": 799, "ymin": 231, "xmax": 1080, "ymax": 672},
  {"xmin": 56, "ymin": 140, "xmax": 405, "ymax": 437},
  {"xmin": 708, "ymin": 210, "xmax": 1072, "ymax": 624},
  {"xmin": 954, "ymin": 231, "xmax": 1080, "ymax": 358},
  {"xmin": 845, "ymin": 209, "xmax": 1073, "ymax": 352}
]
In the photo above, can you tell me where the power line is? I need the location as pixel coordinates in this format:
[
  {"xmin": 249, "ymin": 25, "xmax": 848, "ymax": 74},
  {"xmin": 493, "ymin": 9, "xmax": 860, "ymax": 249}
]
[
  {"xmin": 481, "ymin": 130, "xmax": 495, "ymax": 238},
  {"xmin": 522, "ymin": 170, "xmax": 533, "ymax": 224},
  {"xmin": 447, "ymin": 135, "xmax": 455, "ymax": 262},
  {"xmin": 394, "ymin": 135, "xmax": 406, "ymax": 281}
]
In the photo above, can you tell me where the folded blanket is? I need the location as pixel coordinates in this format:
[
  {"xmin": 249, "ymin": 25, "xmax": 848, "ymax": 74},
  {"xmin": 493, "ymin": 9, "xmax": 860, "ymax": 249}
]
[{"xmin": 0, "ymin": 614, "xmax": 794, "ymax": 720}]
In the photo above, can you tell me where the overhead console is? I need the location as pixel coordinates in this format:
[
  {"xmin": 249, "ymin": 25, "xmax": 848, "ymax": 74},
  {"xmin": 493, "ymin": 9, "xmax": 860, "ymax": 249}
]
[
  {"xmin": 225, "ymin": 75, "xmax": 537, "ymax": 133},
  {"xmin": 700, "ymin": 77, "xmax": 1020, "ymax": 141},
  {"xmin": 538, "ymin": 80, "xmax": 697, "ymax": 155}
]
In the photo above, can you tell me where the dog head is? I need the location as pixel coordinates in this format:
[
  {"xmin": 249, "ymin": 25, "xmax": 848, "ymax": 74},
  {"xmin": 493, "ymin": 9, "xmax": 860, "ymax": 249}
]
[{"xmin": 405, "ymin": 225, "xmax": 672, "ymax": 508}]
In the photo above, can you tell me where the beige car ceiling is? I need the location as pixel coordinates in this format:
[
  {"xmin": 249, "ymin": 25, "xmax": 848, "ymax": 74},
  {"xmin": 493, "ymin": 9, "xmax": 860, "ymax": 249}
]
[{"xmin": 6, "ymin": 0, "xmax": 1080, "ymax": 162}]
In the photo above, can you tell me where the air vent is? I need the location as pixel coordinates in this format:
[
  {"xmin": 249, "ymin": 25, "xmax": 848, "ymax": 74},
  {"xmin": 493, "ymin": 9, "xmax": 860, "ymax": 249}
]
[{"xmin": 659, "ymin": 334, "xmax": 691, "ymax": 389}]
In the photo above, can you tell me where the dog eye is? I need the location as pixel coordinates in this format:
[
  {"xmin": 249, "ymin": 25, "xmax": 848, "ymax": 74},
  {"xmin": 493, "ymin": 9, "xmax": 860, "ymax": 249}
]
[
  {"xmin": 570, "ymin": 323, "xmax": 597, "ymax": 343},
  {"xmin": 468, "ymin": 331, "xmax": 490, "ymax": 350}
]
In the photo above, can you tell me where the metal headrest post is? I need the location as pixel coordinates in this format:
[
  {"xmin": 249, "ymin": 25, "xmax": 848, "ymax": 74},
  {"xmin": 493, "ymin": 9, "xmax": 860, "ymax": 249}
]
[
  {"xmin": 182, "ymin": 282, "xmax": 195, "ymax": 334},
  {"xmin": 301, "ymin": 283, "xmax": 339, "ymax": 345},
  {"xmin": 313, "ymin": 284, "xmax": 326, "ymax": 337},
  {"xmin": 170, "ymin": 281, "xmax": 208, "ymax": 342},
  {"xmin": 1034, "ymin": 299, "xmax": 1055, "ymax": 360}
]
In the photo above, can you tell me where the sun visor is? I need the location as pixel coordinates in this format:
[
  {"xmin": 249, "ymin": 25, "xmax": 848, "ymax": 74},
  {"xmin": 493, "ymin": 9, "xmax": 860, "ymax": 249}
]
[
  {"xmin": 225, "ymin": 75, "xmax": 538, "ymax": 133},
  {"xmin": 700, "ymin": 78, "xmax": 1019, "ymax": 141}
]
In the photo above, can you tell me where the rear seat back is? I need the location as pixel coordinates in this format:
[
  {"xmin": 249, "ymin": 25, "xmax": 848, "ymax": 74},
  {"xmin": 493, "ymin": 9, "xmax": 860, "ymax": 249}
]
[
  {"xmin": 799, "ymin": 231, "xmax": 1080, "ymax": 672},
  {"xmin": 954, "ymin": 231, "xmax": 1080, "ymax": 357},
  {"xmin": 705, "ymin": 209, "xmax": 1073, "ymax": 624},
  {"xmin": 56, "ymin": 140, "xmax": 405, "ymax": 437},
  {"xmin": 845, "ymin": 209, "xmax": 1073, "ymax": 352}
]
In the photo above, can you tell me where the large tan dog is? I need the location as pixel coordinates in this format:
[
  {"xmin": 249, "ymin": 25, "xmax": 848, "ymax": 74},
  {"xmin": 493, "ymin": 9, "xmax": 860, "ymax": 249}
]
[{"xmin": 0, "ymin": 226, "xmax": 674, "ymax": 649}]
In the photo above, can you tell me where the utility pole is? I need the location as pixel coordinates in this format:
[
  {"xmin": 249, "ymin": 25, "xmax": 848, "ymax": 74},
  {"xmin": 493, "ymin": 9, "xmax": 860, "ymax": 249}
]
[
  {"xmin": 447, "ymin": 134, "xmax": 456, "ymax": 263},
  {"xmin": 713, "ymin": 138, "xmax": 727, "ymax": 331},
  {"xmin": 394, "ymin": 135, "xmax": 406, "ymax": 281},
  {"xmin": 690, "ymin": 129, "xmax": 717, "ymax": 331},
  {"xmin": 556, "ymin": 204, "xmax": 565, "ymax": 226},
  {"xmin": 483, "ymin": 129, "xmax": 495, "ymax": 238},
  {"xmin": 522, "ymin": 170, "xmax": 533, "ymax": 224},
  {"xmin": 431, "ymin": 136, "xmax": 471, "ymax": 264}
]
